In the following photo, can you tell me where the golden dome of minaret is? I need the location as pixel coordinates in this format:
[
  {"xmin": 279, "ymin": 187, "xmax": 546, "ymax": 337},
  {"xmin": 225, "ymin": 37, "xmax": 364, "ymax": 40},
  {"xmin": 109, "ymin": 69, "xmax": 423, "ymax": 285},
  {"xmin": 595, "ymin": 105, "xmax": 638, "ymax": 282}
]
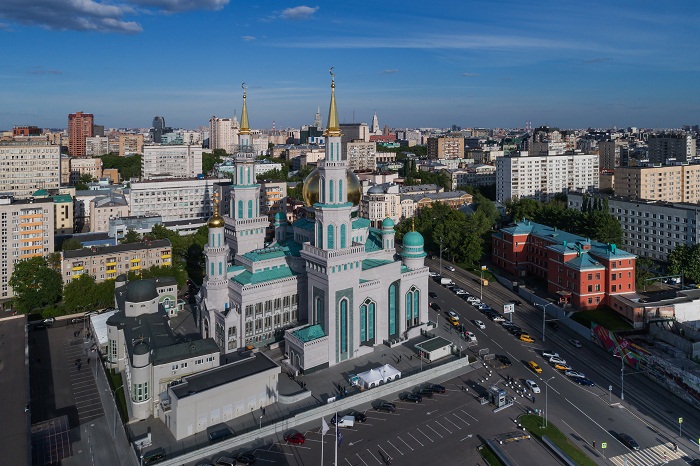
[{"xmin": 207, "ymin": 192, "xmax": 225, "ymax": 228}]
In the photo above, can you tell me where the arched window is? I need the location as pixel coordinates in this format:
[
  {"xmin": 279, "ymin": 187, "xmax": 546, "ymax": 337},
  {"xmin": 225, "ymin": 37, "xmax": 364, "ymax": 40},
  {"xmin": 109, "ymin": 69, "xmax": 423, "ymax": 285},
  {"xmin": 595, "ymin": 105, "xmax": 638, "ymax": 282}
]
[
  {"xmin": 407, "ymin": 286, "xmax": 420, "ymax": 328},
  {"xmin": 219, "ymin": 261, "xmax": 223, "ymax": 275},
  {"xmin": 238, "ymin": 200, "xmax": 243, "ymax": 219},
  {"xmin": 217, "ymin": 233, "xmax": 221, "ymax": 247},
  {"xmin": 210, "ymin": 262, "xmax": 214, "ymax": 276},
  {"xmin": 321, "ymin": 177, "xmax": 326, "ymax": 203},
  {"xmin": 339, "ymin": 179, "xmax": 343, "ymax": 203},
  {"xmin": 406, "ymin": 290, "xmax": 413, "ymax": 322},
  {"xmin": 327, "ymin": 224, "xmax": 334, "ymax": 249},
  {"xmin": 413, "ymin": 288, "xmax": 420, "ymax": 325},
  {"xmin": 317, "ymin": 226, "xmax": 322, "ymax": 248},
  {"xmin": 360, "ymin": 298, "xmax": 376, "ymax": 343},
  {"xmin": 211, "ymin": 233, "xmax": 214, "ymax": 245},
  {"xmin": 248, "ymin": 200, "xmax": 253, "ymax": 218},
  {"xmin": 340, "ymin": 224, "xmax": 347, "ymax": 248},
  {"xmin": 339, "ymin": 298, "xmax": 348, "ymax": 353},
  {"xmin": 330, "ymin": 142, "xmax": 334, "ymax": 160},
  {"xmin": 247, "ymin": 167, "xmax": 251, "ymax": 184},
  {"xmin": 314, "ymin": 296, "xmax": 323, "ymax": 326},
  {"xmin": 329, "ymin": 180, "xmax": 334, "ymax": 203},
  {"xmin": 388, "ymin": 283, "xmax": 397, "ymax": 336}
]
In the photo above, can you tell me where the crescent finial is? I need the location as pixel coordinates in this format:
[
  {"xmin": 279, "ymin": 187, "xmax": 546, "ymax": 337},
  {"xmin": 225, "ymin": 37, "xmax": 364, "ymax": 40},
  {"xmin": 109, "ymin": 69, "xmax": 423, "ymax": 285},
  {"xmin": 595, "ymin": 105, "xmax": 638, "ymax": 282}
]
[
  {"xmin": 241, "ymin": 82, "xmax": 246, "ymax": 90},
  {"xmin": 329, "ymin": 67, "xmax": 334, "ymax": 78}
]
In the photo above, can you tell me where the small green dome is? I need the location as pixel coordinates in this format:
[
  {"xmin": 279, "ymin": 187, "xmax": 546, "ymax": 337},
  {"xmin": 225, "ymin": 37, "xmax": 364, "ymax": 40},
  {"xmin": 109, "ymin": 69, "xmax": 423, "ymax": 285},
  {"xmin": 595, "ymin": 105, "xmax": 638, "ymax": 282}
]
[
  {"xmin": 274, "ymin": 211, "xmax": 286, "ymax": 221},
  {"xmin": 382, "ymin": 217, "xmax": 394, "ymax": 228},
  {"xmin": 403, "ymin": 231, "xmax": 424, "ymax": 247}
]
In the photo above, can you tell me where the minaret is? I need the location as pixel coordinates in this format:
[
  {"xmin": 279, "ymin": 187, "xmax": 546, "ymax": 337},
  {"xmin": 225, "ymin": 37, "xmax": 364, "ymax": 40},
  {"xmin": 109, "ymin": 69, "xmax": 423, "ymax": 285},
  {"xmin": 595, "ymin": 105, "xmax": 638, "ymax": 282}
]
[
  {"xmin": 224, "ymin": 84, "xmax": 269, "ymax": 257},
  {"xmin": 313, "ymin": 70, "xmax": 354, "ymax": 251},
  {"xmin": 371, "ymin": 111, "xmax": 379, "ymax": 134},
  {"xmin": 203, "ymin": 193, "xmax": 230, "ymax": 312}
]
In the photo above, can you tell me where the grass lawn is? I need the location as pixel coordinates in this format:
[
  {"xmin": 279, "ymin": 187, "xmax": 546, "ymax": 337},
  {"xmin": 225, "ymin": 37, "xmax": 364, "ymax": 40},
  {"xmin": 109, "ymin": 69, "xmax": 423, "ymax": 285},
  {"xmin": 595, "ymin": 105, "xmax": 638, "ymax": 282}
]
[
  {"xmin": 477, "ymin": 444, "xmax": 505, "ymax": 466},
  {"xmin": 519, "ymin": 414, "xmax": 597, "ymax": 466},
  {"xmin": 107, "ymin": 369, "xmax": 128, "ymax": 422},
  {"xmin": 571, "ymin": 308, "xmax": 633, "ymax": 332}
]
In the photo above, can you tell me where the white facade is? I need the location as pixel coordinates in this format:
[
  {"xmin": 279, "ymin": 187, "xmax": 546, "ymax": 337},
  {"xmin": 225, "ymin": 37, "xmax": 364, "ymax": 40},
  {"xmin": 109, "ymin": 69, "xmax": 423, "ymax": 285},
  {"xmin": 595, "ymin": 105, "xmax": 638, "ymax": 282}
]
[
  {"xmin": 346, "ymin": 141, "xmax": 377, "ymax": 171},
  {"xmin": 209, "ymin": 117, "xmax": 238, "ymax": 154},
  {"xmin": 360, "ymin": 184, "xmax": 402, "ymax": 228},
  {"xmin": 496, "ymin": 153, "xmax": 599, "ymax": 202},
  {"xmin": 85, "ymin": 135, "xmax": 109, "ymax": 156},
  {"xmin": 142, "ymin": 144, "xmax": 203, "ymax": 180},
  {"xmin": 0, "ymin": 142, "xmax": 61, "ymax": 198},
  {"xmin": 447, "ymin": 164, "xmax": 496, "ymax": 188},
  {"xmin": 129, "ymin": 178, "xmax": 223, "ymax": 222}
]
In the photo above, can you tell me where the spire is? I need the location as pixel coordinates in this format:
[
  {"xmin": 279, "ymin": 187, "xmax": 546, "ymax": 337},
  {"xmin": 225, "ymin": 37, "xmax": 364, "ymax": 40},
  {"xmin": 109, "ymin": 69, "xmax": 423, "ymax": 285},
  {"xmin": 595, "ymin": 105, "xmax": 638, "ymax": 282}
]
[
  {"xmin": 207, "ymin": 191, "xmax": 225, "ymax": 228},
  {"xmin": 325, "ymin": 68, "xmax": 341, "ymax": 137},
  {"xmin": 240, "ymin": 82, "xmax": 250, "ymax": 135},
  {"xmin": 412, "ymin": 217, "xmax": 415, "ymax": 232}
]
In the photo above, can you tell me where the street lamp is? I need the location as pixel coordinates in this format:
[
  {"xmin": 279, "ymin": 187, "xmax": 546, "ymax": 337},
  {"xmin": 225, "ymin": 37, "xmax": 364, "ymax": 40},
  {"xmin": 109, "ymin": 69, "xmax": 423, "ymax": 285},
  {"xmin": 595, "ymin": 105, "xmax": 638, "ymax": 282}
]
[
  {"xmin": 439, "ymin": 237, "xmax": 443, "ymax": 273},
  {"xmin": 480, "ymin": 266, "xmax": 487, "ymax": 301},
  {"xmin": 534, "ymin": 302, "xmax": 554, "ymax": 343},
  {"xmin": 111, "ymin": 384, "xmax": 124, "ymax": 438},
  {"xmin": 260, "ymin": 414, "xmax": 263, "ymax": 430},
  {"xmin": 543, "ymin": 376, "xmax": 555, "ymax": 428}
]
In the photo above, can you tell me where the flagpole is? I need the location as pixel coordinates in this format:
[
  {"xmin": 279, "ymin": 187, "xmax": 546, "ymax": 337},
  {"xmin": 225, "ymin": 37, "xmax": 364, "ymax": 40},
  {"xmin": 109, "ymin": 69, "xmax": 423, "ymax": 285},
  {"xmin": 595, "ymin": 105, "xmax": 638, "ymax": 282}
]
[
  {"xmin": 334, "ymin": 410, "xmax": 338, "ymax": 466},
  {"xmin": 321, "ymin": 423, "xmax": 324, "ymax": 466}
]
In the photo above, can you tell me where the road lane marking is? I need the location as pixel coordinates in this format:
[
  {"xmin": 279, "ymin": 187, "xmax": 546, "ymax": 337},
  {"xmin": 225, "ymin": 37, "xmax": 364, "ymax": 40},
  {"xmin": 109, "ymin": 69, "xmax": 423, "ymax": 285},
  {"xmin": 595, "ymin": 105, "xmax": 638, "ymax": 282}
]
[
  {"xmin": 378, "ymin": 445, "xmax": 392, "ymax": 460},
  {"xmin": 366, "ymin": 449, "xmax": 382, "ymax": 464},
  {"xmin": 355, "ymin": 453, "xmax": 368, "ymax": 466},
  {"xmin": 444, "ymin": 417, "xmax": 461, "ymax": 430},
  {"xmin": 406, "ymin": 432, "xmax": 424, "ymax": 447},
  {"xmin": 434, "ymin": 420, "xmax": 452, "ymax": 434},
  {"xmin": 397, "ymin": 436, "xmax": 414, "ymax": 451},
  {"xmin": 416, "ymin": 428, "xmax": 433, "ymax": 442},
  {"xmin": 386, "ymin": 440, "xmax": 403, "ymax": 455},
  {"xmin": 425, "ymin": 424, "xmax": 444, "ymax": 438},
  {"xmin": 460, "ymin": 409, "xmax": 479, "ymax": 422},
  {"xmin": 453, "ymin": 412, "xmax": 470, "ymax": 426}
]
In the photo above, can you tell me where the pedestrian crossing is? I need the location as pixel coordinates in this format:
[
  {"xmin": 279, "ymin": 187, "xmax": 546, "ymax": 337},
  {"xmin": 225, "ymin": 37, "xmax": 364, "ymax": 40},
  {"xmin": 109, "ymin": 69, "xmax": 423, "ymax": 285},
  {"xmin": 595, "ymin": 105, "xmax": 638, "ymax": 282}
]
[{"xmin": 609, "ymin": 443, "xmax": 685, "ymax": 466}]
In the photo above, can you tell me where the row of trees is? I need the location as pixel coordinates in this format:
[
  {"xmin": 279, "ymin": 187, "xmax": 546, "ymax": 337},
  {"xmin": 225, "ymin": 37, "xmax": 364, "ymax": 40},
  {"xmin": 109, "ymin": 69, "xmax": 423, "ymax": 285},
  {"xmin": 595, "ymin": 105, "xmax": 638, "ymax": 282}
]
[
  {"xmin": 99, "ymin": 153, "xmax": 142, "ymax": 180},
  {"xmin": 666, "ymin": 245, "xmax": 700, "ymax": 284}
]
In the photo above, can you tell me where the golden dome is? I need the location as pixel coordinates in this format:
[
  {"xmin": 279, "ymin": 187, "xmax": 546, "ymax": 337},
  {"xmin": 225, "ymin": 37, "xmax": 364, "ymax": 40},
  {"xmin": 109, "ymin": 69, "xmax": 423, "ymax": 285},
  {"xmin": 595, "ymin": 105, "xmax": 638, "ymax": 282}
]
[
  {"xmin": 208, "ymin": 212, "xmax": 225, "ymax": 228},
  {"xmin": 302, "ymin": 168, "xmax": 361, "ymax": 207}
]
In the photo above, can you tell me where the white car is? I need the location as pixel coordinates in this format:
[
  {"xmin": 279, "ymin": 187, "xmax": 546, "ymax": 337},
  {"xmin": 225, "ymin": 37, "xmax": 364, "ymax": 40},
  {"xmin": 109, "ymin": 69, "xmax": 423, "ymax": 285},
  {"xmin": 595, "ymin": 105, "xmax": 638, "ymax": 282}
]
[
  {"xmin": 464, "ymin": 331, "xmax": 477, "ymax": 342},
  {"xmin": 542, "ymin": 350, "xmax": 559, "ymax": 359},
  {"xmin": 565, "ymin": 370, "xmax": 586, "ymax": 379},
  {"xmin": 549, "ymin": 356, "xmax": 567, "ymax": 366},
  {"xmin": 455, "ymin": 288, "xmax": 468, "ymax": 295},
  {"xmin": 445, "ymin": 265, "xmax": 456, "ymax": 272},
  {"xmin": 474, "ymin": 320, "xmax": 486, "ymax": 329},
  {"xmin": 466, "ymin": 296, "xmax": 480, "ymax": 304},
  {"xmin": 447, "ymin": 311, "xmax": 459, "ymax": 320},
  {"xmin": 491, "ymin": 315, "xmax": 506, "ymax": 322},
  {"xmin": 569, "ymin": 339, "xmax": 582, "ymax": 348},
  {"xmin": 526, "ymin": 380, "xmax": 541, "ymax": 393}
]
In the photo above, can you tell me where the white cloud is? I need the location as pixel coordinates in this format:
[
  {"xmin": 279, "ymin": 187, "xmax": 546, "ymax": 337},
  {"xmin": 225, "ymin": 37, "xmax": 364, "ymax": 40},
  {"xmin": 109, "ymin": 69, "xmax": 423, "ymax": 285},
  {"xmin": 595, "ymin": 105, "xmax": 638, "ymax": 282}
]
[
  {"xmin": 461, "ymin": 73, "xmax": 480, "ymax": 77},
  {"xmin": 242, "ymin": 35, "xmax": 256, "ymax": 41},
  {"xmin": 0, "ymin": 0, "xmax": 229, "ymax": 34},
  {"xmin": 280, "ymin": 6, "xmax": 318, "ymax": 20},
  {"xmin": 381, "ymin": 69, "xmax": 399, "ymax": 74}
]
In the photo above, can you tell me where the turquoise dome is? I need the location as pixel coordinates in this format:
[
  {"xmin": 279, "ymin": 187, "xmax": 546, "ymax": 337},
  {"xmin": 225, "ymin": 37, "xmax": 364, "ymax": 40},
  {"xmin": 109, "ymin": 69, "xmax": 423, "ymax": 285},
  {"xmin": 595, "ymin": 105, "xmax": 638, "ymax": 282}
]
[
  {"xmin": 382, "ymin": 217, "xmax": 394, "ymax": 229},
  {"xmin": 403, "ymin": 231, "xmax": 424, "ymax": 247},
  {"xmin": 274, "ymin": 211, "xmax": 286, "ymax": 221}
]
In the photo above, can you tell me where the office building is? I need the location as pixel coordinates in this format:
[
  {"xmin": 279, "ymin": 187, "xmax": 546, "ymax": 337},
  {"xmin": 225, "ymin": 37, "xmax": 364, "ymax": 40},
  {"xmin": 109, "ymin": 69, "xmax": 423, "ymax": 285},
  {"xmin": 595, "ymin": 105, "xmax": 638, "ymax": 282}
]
[
  {"xmin": 129, "ymin": 178, "xmax": 220, "ymax": 222},
  {"xmin": 648, "ymin": 133, "xmax": 696, "ymax": 164},
  {"xmin": 90, "ymin": 193, "xmax": 129, "ymax": 233},
  {"xmin": 61, "ymin": 239, "xmax": 172, "ymax": 284},
  {"xmin": 346, "ymin": 141, "xmax": 377, "ymax": 171},
  {"xmin": 599, "ymin": 140, "xmax": 621, "ymax": 170},
  {"xmin": 446, "ymin": 164, "xmax": 497, "ymax": 189},
  {"xmin": 209, "ymin": 116, "xmax": 238, "ymax": 154},
  {"xmin": 68, "ymin": 157, "xmax": 103, "ymax": 185},
  {"xmin": 496, "ymin": 153, "xmax": 599, "ymax": 202},
  {"xmin": 142, "ymin": 144, "xmax": 203, "ymax": 180},
  {"xmin": 0, "ymin": 142, "xmax": 61, "ymax": 198},
  {"xmin": 13, "ymin": 126, "xmax": 41, "ymax": 137},
  {"xmin": 0, "ymin": 196, "xmax": 55, "ymax": 303},
  {"xmin": 492, "ymin": 220, "xmax": 636, "ymax": 310},
  {"xmin": 427, "ymin": 136, "xmax": 464, "ymax": 160},
  {"xmin": 151, "ymin": 116, "xmax": 171, "ymax": 144},
  {"xmin": 118, "ymin": 133, "xmax": 144, "ymax": 157},
  {"xmin": 85, "ymin": 135, "xmax": 109, "ymax": 156},
  {"xmin": 614, "ymin": 165, "xmax": 700, "ymax": 203},
  {"xmin": 68, "ymin": 111, "xmax": 94, "ymax": 157}
]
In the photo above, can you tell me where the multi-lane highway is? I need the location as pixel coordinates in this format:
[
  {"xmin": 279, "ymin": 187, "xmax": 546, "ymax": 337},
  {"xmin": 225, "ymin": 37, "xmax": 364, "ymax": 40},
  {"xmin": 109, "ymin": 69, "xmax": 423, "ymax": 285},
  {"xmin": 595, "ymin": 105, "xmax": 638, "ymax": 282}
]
[{"xmin": 431, "ymin": 259, "xmax": 700, "ymax": 465}]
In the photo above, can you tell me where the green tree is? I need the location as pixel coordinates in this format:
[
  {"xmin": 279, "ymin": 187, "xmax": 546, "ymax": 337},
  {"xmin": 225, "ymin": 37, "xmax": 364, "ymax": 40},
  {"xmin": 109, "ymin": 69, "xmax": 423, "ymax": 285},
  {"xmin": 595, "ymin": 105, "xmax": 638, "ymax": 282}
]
[
  {"xmin": 9, "ymin": 256, "xmax": 62, "ymax": 313},
  {"xmin": 635, "ymin": 257, "xmax": 656, "ymax": 290},
  {"xmin": 61, "ymin": 237, "xmax": 83, "ymax": 251},
  {"xmin": 121, "ymin": 229, "xmax": 141, "ymax": 244},
  {"xmin": 100, "ymin": 153, "xmax": 142, "ymax": 180},
  {"xmin": 74, "ymin": 173, "xmax": 96, "ymax": 190},
  {"xmin": 62, "ymin": 273, "xmax": 99, "ymax": 312},
  {"xmin": 202, "ymin": 149, "xmax": 226, "ymax": 174},
  {"xmin": 666, "ymin": 245, "xmax": 700, "ymax": 283}
]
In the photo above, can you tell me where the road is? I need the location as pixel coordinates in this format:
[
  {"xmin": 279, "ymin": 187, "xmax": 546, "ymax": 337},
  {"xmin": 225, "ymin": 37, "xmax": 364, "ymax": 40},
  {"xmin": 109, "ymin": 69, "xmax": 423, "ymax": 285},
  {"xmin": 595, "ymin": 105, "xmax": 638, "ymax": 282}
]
[{"xmin": 430, "ymin": 259, "xmax": 700, "ymax": 465}]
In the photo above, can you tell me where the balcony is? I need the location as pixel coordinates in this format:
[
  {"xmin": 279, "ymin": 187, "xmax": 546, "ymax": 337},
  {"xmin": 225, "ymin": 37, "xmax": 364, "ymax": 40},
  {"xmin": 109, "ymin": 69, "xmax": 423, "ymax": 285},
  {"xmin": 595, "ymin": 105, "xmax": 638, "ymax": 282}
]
[
  {"xmin": 106, "ymin": 261, "xmax": 117, "ymax": 266},
  {"xmin": 161, "ymin": 254, "xmax": 171, "ymax": 259},
  {"xmin": 130, "ymin": 265, "xmax": 141, "ymax": 271},
  {"xmin": 72, "ymin": 266, "xmax": 84, "ymax": 271},
  {"xmin": 130, "ymin": 258, "xmax": 141, "ymax": 263}
]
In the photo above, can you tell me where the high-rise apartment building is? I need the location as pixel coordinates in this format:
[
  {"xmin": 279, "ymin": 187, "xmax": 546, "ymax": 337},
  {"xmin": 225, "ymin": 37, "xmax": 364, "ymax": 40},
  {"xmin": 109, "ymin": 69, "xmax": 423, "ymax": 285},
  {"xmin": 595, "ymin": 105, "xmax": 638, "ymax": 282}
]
[
  {"xmin": 0, "ymin": 142, "xmax": 61, "ymax": 198},
  {"xmin": 141, "ymin": 144, "xmax": 203, "ymax": 180},
  {"xmin": 69, "ymin": 157, "xmax": 103, "ymax": 185},
  {"xmin": 648, "ymin": 133, "xmax": 696, "ymax": 164},
  {"xmin": 85, "ymin": 135, "xmax": 109, "ymax": 156},
  {"xmin": 614, "ymin": 165, "xmax": 700, "ymax": 203},
  {"xmin": 118, "ymin": 134, "xmax": 144, "ymax": 157},
  {"xmin": 496, "ymin": 153, "xmax": 599, "ymax": 202},
  {"xmin": 427, "ymin": 136, "xmax": 464, "ymax": 160},
  {"xmin": 0, "ymin": 196, "xmax": 55, "ymax": 303},
  {"xmin": 129, "ymin": 178, "xmax": 220, "ymax": 222},
  {"xmin": 346, "ymin": 141, "xmax": 377, "ymax": 171},
  {"xmin": 68, "ymin": 111, "xmax": 94, "ymax": 157},
  {"xmin": 598, "ymin": 140, "xmax": 621, "ymax": 170},
  {"xmin": 209, "ymin": 116, "xmax": 238, "ymax": 154}
]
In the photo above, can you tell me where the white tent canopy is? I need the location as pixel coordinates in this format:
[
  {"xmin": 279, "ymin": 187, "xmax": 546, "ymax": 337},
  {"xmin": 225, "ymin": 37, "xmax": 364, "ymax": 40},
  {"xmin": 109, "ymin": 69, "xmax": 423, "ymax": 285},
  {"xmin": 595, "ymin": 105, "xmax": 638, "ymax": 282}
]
[{"xmin": 356, "ymin": 364, "xmax": 402, "ymax": 389}]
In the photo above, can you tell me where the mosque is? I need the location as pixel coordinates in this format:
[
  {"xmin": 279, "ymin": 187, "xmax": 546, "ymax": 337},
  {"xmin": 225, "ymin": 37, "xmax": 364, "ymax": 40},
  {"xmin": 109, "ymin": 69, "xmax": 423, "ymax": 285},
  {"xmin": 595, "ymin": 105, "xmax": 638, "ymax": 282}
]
[{"xmin": 198, "ymin": 74, "xmax": 430, "ymax": 373}]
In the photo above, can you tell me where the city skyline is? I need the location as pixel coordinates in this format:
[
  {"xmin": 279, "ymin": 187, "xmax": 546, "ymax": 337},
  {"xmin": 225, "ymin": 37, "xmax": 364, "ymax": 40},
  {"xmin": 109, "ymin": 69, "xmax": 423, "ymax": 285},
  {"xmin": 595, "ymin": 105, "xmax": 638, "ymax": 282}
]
[{"xmin": 1, "ymin": 0, "xmax": 698, "ymax": 131}]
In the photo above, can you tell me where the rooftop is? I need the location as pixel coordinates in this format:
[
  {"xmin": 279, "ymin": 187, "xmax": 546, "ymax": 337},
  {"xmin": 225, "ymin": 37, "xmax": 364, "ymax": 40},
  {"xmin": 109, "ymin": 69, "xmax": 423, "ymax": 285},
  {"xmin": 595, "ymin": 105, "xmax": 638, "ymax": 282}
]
[
  {"xmin": 415, "ymin": 336, "xmax": 453, "ymax": 352},
  {"xmin": 63, "ymin": 239, "xmax": 171, "ymax": 259},
  {"xmin": 232, "ymin": 266, "xmax": 295, "ymax": 286},
  {"xmin": 292, "ymin": 324, "xmax": 326, "ymax": 343}
]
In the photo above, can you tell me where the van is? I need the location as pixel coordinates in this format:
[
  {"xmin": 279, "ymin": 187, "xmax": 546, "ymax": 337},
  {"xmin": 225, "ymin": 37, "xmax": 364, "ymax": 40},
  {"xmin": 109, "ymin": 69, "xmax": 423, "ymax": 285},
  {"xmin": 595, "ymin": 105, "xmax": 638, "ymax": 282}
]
[
  {"xmin": 337, "ymin": 415, "xmax": 355, "ymax": 428},
  {"xmin": 214, "ymin": 457, "xmax": 236, "ymax": 466},
  {"xmin": 207, "ymin": 425, "xmax": 234, "ymax": 444}
]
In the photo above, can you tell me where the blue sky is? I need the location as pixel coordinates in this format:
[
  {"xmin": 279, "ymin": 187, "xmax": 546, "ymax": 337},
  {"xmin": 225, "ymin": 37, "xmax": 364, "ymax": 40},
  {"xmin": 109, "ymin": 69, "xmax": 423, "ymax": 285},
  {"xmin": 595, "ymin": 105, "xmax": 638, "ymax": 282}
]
[{"xmin": 1, "ymin": 1, "xmax": 698, "ymax": 131}]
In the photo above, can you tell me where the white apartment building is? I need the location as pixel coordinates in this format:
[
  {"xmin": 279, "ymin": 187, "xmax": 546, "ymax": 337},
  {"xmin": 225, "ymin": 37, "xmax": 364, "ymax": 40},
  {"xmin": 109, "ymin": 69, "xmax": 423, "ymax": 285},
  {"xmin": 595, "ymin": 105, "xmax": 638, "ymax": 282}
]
[
  {"xmin": 346, "ymin": 141, "xmax": 377, "ymax": 171},
  {"xmin": 209, "ymin": 116, "xmax": 238, "ymax": 154},
  {"xmin": 85, "ymin": 135, "xmax": 109, "ymax": 156},
  {"xmin": 568, "ymin": 193, "xmax": 700, "ymax": 262},
  {"xmin": 0, "ymin": 196, "xmax": 55, "ymax": 304},
  {"xmin": 69, "ymin": 157, "xmax": 103, "ymax": 184},
  {"xmin": 0, "ymin": 142, "xmax": 61, "ymax": 198},
  {"xmin": 142, "ymin": 144, "xmax": 203, "ymax": 180},
  {"xmin": 129, "ymin": 178, "xmax": 223, "ymax": 222},
  {"xmin": 447, "ymin": 164, "xmax": 496, "ymax": 189},
  {"xmin": 360, "ymin": 183, "xmax": 401, "ymax": 228},
  {"xmin": 496, "ymin": 153, "xmax": 599, "ymax": 202}
]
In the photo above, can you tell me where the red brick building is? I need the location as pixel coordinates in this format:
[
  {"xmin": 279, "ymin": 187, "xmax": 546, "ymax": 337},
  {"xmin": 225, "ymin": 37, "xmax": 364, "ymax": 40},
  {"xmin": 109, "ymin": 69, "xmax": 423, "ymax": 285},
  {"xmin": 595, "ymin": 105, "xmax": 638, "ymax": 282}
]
[
  {"xmin": 492, "ymin": 220, "xmax": 636, "ymax": 310},
  {"xmin": 12, "ymin": 125, "xmax": 42, "ymax": 136},
  {"xmin": 68, "ymin": 111, "xmax": 94, "ymax": 157}
]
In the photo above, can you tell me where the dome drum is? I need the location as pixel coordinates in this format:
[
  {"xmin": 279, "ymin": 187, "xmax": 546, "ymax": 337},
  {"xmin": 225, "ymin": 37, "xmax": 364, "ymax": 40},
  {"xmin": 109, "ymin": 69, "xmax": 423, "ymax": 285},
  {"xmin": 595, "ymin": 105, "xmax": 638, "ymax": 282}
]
[{"xmin": 302, "ymin": 168, "xmax": 361, "ymax": 207}]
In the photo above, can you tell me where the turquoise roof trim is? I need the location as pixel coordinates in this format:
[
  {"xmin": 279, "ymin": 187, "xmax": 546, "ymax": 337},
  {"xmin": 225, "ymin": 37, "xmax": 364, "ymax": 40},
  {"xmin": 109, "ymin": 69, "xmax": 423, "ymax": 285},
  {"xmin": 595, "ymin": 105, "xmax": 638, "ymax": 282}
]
[
  {"xmin": 362, "ymin": 259, "xmax": 394, "ymax": 271},
  {"xmin": 365, "ymin": 230, "xmax": 383, "ymax": 253},
  {"xmin": 565, "ymin": 254, "xmax": 606, "ymax": 271},
  {"xmin": 52, "ymin": 194, "xmax": 72, "ymax": 203},
  {"xmin": 352, "ymin": 218, "xmax": 371, "ymax": 229},
  {"xmin": 228, "ymin": 265, "xmax": 246, "ymax": 273},
  {"xmin": 232, "ymin": 266, "xmax": 295, "ymax": 286},
  {"xmin": 293, "ymin": 324, "xmax": 326, "ymax": 342},
  {"xmin": 294, "ymin": 217, "xmax": 315, "ymax": 231},
  {"xmin": 243, "ymin": 245, "xmax": 295, "ymax": 262},
  {"xmin": 401, "ymin": 265, "xmax": 411, "ymax": 273}
]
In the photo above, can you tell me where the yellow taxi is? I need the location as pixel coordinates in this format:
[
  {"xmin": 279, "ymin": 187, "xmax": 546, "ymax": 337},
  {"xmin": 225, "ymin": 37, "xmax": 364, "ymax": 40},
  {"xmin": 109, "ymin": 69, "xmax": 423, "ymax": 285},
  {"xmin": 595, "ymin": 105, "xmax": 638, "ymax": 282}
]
[
  {"xmin": 519, "ymin": 334, "xmax": 534, "ymax": 343},
  {"xmin": 528, "ymin": 361, "xmax": 543, "ymax": 374},
  {"xmin": 554, "ymin": 363, "xmax": 573, "ymax": 371}
]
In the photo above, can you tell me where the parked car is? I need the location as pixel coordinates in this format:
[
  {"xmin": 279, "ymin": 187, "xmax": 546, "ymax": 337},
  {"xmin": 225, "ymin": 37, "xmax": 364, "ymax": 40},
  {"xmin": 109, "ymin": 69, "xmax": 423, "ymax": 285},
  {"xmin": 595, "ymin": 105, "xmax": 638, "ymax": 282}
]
[
  {"xmin": 235, "ymin": 453, "xmax": 257, "ymax": 465},
  {"xmin": 464, "ymin": 331, "xmax": 477, "ymax": 342},
  {"xmin": 418, "ymin": 388, "xmax": 435, "ymax": 398},
  {"xmin": 336, "ymin": 415, "xmax": 355, "ymax": 428},
  {"xmin": 447, "ymin": 311, "xmax": 459, "ymax": 320},
  {"xmin": 575, "ymin": 377, "xmax": 596, "ymax": 387},
  {"xmin": 528, "ymin": 361, "xmax": 543, "ymax": 374},
  {"xmin": 375, "ymin": 402, "xmax": 396, "ymax": 412},
  {"xmin": 455, "ymin": 288, "xmax": 468, "ymax": 295},
  {"xmin": 491, "ymin": 314, "xmax": 506, "ymax": 323},
  {"xmin": 43, "ymin": 317, "xmax": 55, "ymax": 327},
  {"xmin": 399, "ymin": 393, "xmax": 422, "ymax": 403},
  {"xmin": 284, "ymin": 433, "xmax": 306, "ymax": 445},
  {"xmin": 542, "ymin": 350, "xmax": 559, "ymax": 359},
  {"xmin": 430, "ymin": 302, "xmax": 441, "ymax": 311},
  {"xmin": 143, "ymin": 448, "xmax": 167, "ymax": 465},
  {"xmin": 429, "ymin": 291, "xmax": 438, "ymax": 298},
  {"xmin": 525, "ymin": 380, "xmax": 541, "ymax": 393},
  {"xmin": 569, "ymin": 339, "xmax": 582, "ymax": 348},
  {"xmin": 445, "ymin": 265, "xmax": 456, "ymax": 271},
  {"xmin": 466, "ymin": 296, "xmax": 480, "ymax": 304},
  {"xmin": 549, "ymin": 356, "xmax": 567, "ymax": 366},
  {"xmin": 520, "ymin": 334, "xmax": 534, "ymax": 343},
  {"xmin": 427, "ymin": 383, "xmax": 446, "ymax": 393},
  {"xmin": 347, "ymin": 411, "xmax": 367, "ymax": 423},
  {"xmin": 554, "ymin": 363, "xmax": 573, "ymax": 372},
  {"xmin": 509, "ymin": 299, "xmax": 522, "ymax": 306},
  {"xmin": 474, "ymin": 320, "xmax": 486, "ymax": 329},
  {"xmin": 214, "ymin": 457, "xmax": 236, "ymax": 466},
  {"xmin": 496, "ymin": 355, "xmax": 512, "ymax": 367},
  {"xmin": 546, "ymin": 321, "xmax": 559, "ymax": 330},
  {"xmin": 565, "ymin": 370, "xmax": 586, "ymax": 379},
  {"xmin": 618, "ymin": 433, "xmax": 640, "ymax": 451}
]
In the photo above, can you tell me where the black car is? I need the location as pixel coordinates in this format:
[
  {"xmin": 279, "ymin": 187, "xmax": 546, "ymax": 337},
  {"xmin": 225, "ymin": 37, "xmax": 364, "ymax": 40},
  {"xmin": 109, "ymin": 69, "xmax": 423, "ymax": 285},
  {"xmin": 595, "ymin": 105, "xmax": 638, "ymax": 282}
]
[
  {"xmin": 236, "ymin": 453, "xmax": 256, "ymax": 465},
  {"xmin": 429, "ymin": 291, "xmax": 438, "ymax": 298},
  {"xmin": 618, "ymin": 433, "xmax": 640, "ymax": 451},
  {"xmin": 496, "ymin": 355, "xmax": 512, "ymax": 366},
  {"xmin": 375, "ymin": 402, "xmax": 396, "ymax": 412},
  {"xmin": 426, "ymin": 383, "xmax": 446, "ymax": 393},
  {"xmin": 399, "ymin": 393, "xmax": 422, "ymax": 403},
  {"xmin": 575, "ymin": 378, "xmax": 595, "ymax": 387},
  {"xmin": 546, "ymin": 321, "xmax": 559, "ymax": 330},
  {"xmin": 418, "ymin": 388, "xmax": 434, "ymax": 398},
  {"xmin": 509, "ymin": 299, "xmax": 522, "ymax": 306},
  {"xmin": 430, "ymin": 302, "xmax": 441, "ymax": 311},
  {"xmin": 348, "ymin": 411, "xmax": 366, "ymax": 422}
]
